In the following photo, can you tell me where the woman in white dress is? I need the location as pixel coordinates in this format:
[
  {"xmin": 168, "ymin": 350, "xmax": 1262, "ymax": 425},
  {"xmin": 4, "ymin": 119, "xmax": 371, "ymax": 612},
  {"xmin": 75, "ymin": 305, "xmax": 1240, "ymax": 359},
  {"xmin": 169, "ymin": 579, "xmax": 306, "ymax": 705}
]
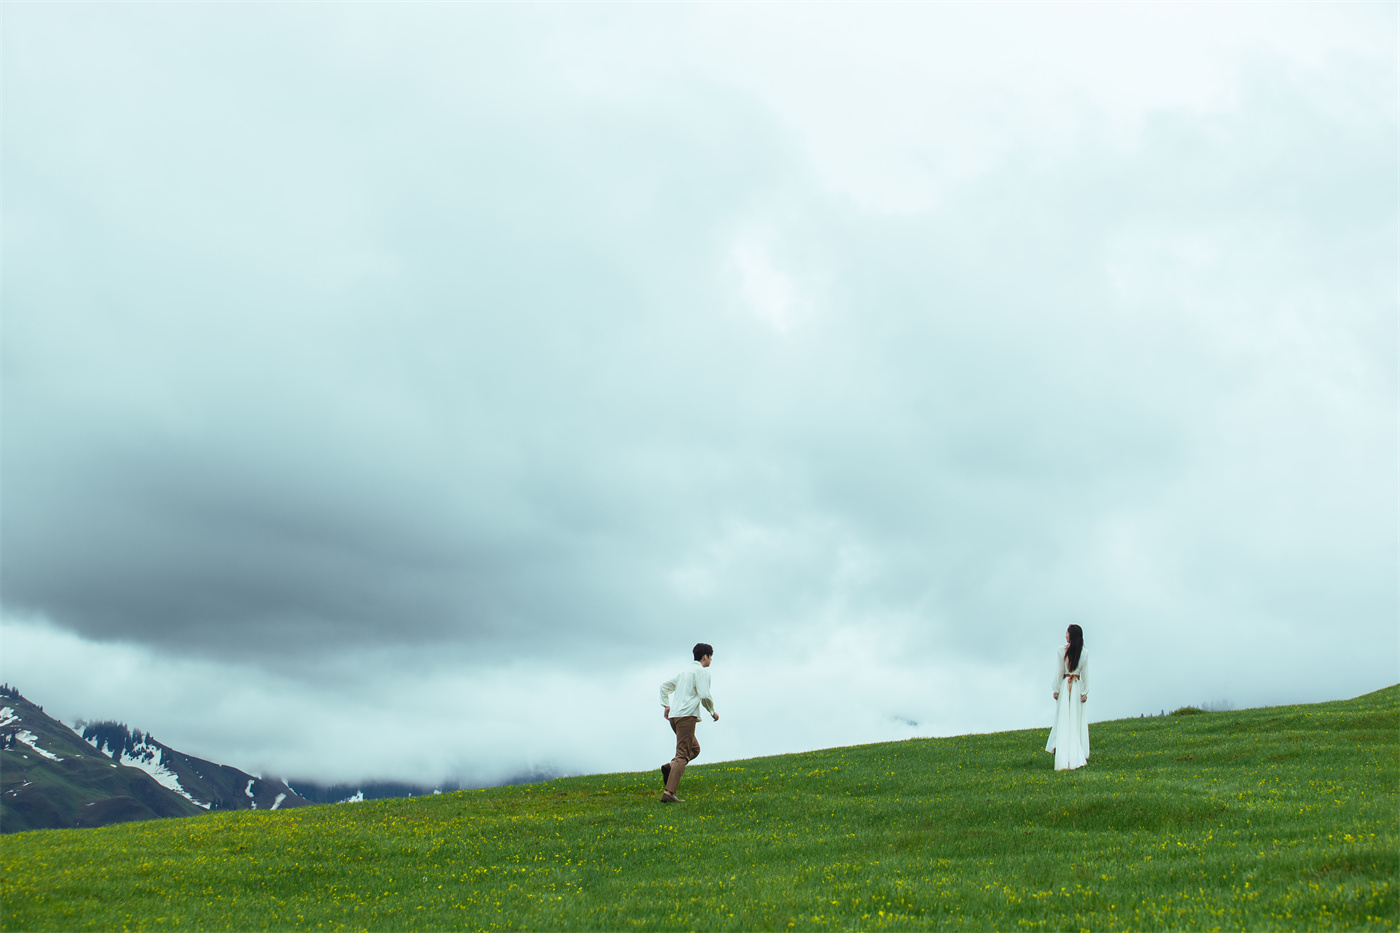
[{"xmin": 1045, "ymin": 624, "xmax": 1089, "ymax": 771}]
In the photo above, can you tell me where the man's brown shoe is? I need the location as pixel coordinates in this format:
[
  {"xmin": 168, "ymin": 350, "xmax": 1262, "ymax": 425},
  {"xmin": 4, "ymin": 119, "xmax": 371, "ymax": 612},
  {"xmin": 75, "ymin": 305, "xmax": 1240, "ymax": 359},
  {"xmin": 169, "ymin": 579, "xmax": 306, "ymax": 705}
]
[{"xmin": 660, "ymin": 791, "xmax": 684, "ymax": 803}]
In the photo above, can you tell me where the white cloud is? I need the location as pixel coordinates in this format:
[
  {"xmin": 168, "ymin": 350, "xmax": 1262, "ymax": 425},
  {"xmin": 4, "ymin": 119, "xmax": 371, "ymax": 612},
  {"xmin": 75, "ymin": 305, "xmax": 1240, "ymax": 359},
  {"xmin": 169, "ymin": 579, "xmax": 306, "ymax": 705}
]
[
  {"xmin": 732, "ymin": 234, "xmax": 796, "ymax": 335},
  {"xmin": 674, "ymin": 4, "xmax": 1391, "ymax": 213}
]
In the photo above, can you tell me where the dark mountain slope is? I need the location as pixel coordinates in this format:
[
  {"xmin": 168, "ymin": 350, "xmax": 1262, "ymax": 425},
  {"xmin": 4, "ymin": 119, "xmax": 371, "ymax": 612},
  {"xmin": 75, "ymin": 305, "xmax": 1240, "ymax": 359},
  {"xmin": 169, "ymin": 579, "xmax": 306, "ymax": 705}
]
[
  {"xmin": 0, "ymin": 691, "xmax": 203, "ymax": 833},
  {"xmin": 1, "ymin": 688, "xmax": 314, "ymax": 833},
  {"xmin": 80, "ymin": 721, "xmax": 312, "ymax": 813}
]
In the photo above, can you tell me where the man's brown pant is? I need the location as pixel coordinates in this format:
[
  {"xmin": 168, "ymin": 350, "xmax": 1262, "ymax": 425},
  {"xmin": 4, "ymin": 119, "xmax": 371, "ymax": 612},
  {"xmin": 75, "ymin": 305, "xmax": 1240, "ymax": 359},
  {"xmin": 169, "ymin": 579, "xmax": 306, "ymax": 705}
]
[{"xmin": 665, "ymin": 716, "xmax": 701, "ymax": 794}]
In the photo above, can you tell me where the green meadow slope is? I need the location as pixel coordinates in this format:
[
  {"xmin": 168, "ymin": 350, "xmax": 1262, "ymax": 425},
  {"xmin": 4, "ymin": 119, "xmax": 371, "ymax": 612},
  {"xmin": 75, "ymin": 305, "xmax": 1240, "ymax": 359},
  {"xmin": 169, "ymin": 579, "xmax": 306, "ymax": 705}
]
[{"xmin": 2, "ymin": 687, "xmax": 1394, "ymax": 931}]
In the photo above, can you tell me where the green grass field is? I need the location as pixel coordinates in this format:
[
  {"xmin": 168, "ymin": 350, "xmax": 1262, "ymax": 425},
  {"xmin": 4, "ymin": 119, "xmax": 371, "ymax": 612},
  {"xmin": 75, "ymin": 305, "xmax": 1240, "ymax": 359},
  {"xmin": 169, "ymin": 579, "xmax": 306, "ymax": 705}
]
[{"xmin": 2, "ymin": 686, "xmax": 1395, "ymax": 931}]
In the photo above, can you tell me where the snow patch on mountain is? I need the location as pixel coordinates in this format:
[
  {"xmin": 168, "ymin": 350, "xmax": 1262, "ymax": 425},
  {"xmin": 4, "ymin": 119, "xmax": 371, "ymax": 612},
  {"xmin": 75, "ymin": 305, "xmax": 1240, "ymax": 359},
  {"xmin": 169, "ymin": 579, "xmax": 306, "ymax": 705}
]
[
  {"xmin": 271, "ymin": 793, "xmax": 287, "ymax": 810},
  {"xmin": 15, "ymin": 730, "xmax": 63, "ymax": 761},
  {"xmin": 338, "ymin": 790, "xmax": 365, "ymax": 803},
  {"xmin": 119, "ymin": 744, "xmax": 212, "ymax": 809},
  {"xmin": 79, "ymin": 721, "xmax": 211, "ymax": 810},
  {"xmin": 2, "ymin": 707, "xmax": 64, "ymax": 760}
]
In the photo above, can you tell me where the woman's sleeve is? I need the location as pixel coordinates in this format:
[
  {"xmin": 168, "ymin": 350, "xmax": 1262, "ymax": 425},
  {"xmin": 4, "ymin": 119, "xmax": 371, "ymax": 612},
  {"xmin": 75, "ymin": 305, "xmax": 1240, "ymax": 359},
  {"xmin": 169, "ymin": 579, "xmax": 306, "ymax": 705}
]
[
  {"xmin": 1079, "ymin": 651, "xmax": 1089, "ymax": 697},
  {"xmin": 1052, "ymin": 649, "xmax": 1063, "ymax": 693}
]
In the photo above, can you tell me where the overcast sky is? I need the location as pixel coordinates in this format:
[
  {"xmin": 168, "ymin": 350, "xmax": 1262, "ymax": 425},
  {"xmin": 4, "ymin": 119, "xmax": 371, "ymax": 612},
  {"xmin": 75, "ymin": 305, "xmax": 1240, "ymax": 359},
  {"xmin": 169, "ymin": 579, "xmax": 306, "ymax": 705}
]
[{"xmin": 3, "ymin": 3, "xmax": 1395, "ymax": 787}]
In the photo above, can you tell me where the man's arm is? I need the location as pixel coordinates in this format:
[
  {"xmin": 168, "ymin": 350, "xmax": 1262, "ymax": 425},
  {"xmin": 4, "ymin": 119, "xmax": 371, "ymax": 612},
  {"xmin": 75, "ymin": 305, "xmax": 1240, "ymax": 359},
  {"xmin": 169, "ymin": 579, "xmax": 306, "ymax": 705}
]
[
  {"xmin": 659, "ymin": 674, "xmax": 677, "ymax": 717},
  {"xmin": 697, "ymin": 669, "xmax": 718, "ymax": 721}
]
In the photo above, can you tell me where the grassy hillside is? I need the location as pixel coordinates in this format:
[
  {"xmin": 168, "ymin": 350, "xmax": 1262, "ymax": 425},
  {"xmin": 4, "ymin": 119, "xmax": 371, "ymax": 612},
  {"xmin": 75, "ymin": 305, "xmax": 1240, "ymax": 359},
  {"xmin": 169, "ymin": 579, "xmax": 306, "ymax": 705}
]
[{"xmin": 2, "ymin": 687, "xmax": 1394, "ymax": 931}]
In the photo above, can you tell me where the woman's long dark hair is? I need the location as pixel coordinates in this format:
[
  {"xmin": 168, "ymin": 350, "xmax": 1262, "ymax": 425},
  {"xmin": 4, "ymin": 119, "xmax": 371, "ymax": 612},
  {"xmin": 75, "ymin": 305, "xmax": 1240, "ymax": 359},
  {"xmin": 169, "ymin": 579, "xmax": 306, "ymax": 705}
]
[{"xmin": 1065, "ymin": 624, "xmax": 1084, "ymax": 672}]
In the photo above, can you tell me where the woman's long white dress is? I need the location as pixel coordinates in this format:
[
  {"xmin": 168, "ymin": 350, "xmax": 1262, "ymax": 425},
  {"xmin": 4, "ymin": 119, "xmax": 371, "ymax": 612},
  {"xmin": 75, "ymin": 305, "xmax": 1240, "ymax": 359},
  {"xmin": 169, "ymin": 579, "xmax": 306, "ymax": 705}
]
[{"xmin": 1045, "ymin": 646, "xmax": 1089, "ymax": 771}]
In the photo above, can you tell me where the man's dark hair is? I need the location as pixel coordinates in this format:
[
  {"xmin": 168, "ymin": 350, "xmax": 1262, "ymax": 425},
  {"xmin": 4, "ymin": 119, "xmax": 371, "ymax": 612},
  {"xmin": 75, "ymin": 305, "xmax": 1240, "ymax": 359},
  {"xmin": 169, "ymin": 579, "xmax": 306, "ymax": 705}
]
[{"xmin": 693, "ymin": 643, "xmax": 714, "ymax": 662}]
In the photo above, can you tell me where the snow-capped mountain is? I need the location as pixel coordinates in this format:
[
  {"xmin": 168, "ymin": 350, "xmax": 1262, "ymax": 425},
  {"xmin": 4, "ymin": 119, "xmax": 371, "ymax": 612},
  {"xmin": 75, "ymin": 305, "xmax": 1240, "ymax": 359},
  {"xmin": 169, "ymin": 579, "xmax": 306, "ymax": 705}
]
[
  {"xmin": 77, "ymin": 721, "xmax": 312, "ymax": 814},
  {"xmin": 1, "ymin": 687, "xmax": 205, "ymax": 832},
  {"xmin": 1, "ymin": 685, "xmax": 312, "ymax": 832},
  {"xmin": 2, "ymin": 684, "xmax": 546, "ymax": 833}
]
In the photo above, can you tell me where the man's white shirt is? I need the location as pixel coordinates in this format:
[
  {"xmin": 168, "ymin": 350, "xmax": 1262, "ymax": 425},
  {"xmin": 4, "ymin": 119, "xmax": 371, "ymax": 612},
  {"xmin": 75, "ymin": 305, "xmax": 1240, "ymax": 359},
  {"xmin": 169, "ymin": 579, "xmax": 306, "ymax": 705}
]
[{"xmin": 660, "ymin": 661, "xmax": 715, "ymax": 719}]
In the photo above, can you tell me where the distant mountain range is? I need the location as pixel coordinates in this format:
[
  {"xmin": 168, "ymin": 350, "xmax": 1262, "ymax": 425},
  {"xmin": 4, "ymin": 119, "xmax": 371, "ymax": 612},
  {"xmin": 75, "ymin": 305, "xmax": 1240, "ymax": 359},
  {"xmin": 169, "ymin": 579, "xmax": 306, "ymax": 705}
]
[{"xmin": 0, "ymin": 685, "xmax": 511, "ymax": 833}]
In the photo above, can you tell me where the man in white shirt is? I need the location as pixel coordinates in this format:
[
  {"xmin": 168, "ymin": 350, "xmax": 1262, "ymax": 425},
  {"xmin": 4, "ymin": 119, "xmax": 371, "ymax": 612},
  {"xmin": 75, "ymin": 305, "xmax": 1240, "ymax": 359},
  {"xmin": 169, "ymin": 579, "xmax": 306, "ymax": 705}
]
[{"xmin": 658, "ymin": 642, "xmax": 718, "ymax": 803}]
